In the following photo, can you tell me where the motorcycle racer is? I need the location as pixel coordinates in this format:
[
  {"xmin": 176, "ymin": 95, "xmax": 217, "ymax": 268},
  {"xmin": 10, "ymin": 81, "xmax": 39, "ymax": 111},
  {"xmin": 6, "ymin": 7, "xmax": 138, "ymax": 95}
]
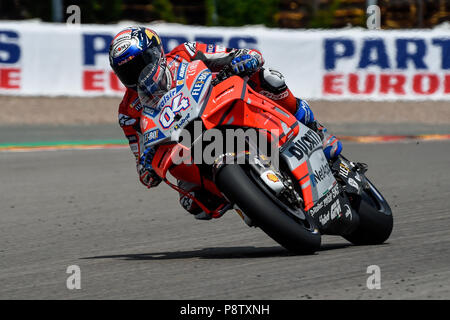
[{"xmin": 109, "ymin": 26, "xmax": 342, "ymax": 219}]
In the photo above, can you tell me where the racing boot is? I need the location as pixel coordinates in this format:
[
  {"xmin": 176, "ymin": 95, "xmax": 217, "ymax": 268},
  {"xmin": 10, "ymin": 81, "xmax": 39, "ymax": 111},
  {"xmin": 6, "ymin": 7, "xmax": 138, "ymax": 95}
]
[
  {"xmin": 314, "ymin": 122, "xmax": 343, "ymax": 160},
  {"xmin": 294, "ymin": 98, "xmax": 342, "ymax": 160},
  {"xmin": 178, "ymin": 181, "xmax": 226, "ymax": 220}
]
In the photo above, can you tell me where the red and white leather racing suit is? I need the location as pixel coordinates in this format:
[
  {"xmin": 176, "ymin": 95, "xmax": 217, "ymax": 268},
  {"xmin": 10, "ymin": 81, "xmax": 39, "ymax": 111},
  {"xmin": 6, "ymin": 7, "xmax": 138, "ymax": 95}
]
[{"xmin": 118, "ymin": 42, "xmax": 299, "ymax": 217}]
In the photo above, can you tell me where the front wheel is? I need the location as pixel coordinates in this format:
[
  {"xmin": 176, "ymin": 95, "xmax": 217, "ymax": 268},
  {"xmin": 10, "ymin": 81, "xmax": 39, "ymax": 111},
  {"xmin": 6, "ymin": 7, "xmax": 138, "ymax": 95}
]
[
  {"xmin": 344, "ymin": 177, "xmax": 393, "ymax": 245},
  {"xmin": 215, "ymin": 165, "xmax": 321, "ymax": 254}
]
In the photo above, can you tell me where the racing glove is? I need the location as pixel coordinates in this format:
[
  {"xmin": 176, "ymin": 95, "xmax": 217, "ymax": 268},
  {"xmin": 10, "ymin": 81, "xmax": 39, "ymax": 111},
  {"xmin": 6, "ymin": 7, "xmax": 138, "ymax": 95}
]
[
  {"xmin": 230, "ymin": 50, "xmax": 262, "ymax": 75},
  {"xmin": 138, "ymin": 147, "xmax": 162, "ymax": 188}
]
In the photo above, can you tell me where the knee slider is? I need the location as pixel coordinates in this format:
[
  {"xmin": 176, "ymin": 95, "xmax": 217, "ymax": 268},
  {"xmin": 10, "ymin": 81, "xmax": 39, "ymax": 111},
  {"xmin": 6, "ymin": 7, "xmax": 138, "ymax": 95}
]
[{"xmin": 260, "ymin": 68, "xmax": 287, "ymax": 94}]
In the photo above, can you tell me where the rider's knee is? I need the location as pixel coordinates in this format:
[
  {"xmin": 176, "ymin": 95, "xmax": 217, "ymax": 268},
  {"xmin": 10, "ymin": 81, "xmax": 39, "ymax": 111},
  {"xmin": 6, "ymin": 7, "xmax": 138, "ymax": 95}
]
[{"xmin": 259, "ymin": 68, "xmax": 287, "ymax": 94}]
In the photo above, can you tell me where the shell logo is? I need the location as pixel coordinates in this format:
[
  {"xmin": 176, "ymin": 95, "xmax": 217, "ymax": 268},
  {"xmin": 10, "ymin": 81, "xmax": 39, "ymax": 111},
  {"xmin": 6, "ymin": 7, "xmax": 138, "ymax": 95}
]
[{"xmin": 266, "ymin": 173, "xmax": 279, "ymax": 182}]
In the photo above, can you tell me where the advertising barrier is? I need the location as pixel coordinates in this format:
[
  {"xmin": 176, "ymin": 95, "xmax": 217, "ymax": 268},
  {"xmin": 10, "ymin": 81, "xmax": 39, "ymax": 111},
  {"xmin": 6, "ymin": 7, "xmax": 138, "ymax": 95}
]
[{"xmin": 0, "ymin": 21, "xmax": 449, "ymax": 100}]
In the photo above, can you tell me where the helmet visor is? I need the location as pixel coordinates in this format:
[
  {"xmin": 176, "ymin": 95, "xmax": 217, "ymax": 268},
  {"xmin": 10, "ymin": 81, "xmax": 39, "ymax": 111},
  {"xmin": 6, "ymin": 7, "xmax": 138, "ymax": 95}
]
[
  {"xmin": 114, "ymin": 46, "xmax": 163, "ymax": 88},
  {"xmin": 137, "ymin": 61, "xmax": 170, "ymax": 108}
]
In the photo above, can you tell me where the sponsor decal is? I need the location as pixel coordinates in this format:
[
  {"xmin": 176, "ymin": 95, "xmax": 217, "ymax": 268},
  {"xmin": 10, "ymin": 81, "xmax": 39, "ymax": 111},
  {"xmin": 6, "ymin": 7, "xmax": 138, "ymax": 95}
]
[
  {"xmin": 117, "ymin": 55, "xmax": 134, "ymax": 66},
  {"xmin": 288, "ymin": 130, "xmax": 322, "ymax": 161},
  {"xmin": 181, "ymin": 193, "xmax": 194, "ymax": 210},
  {"xmin": 309, "ymin": 182, "xmax": 339, "ymax": 217},
  {"xmin": 206, "ymin": 44, "xmax": 215, "ymax": 53},
  {"xmin": 319, "ymin": 198, "xmax": 341, "ymax": 226},
  {"xmin": 348, "ymin": 177, "xmax": 359, "ymax": 191},
  {"xmin": 156, "ymin": 89, "xmax": 176, "ymax": 111},
  {"xmin": 212, "ymin": 87, "xmax": 234, "ymax": 103},
  {"xmin": 144, "ymin": 128, "xmax": 165, "ymax": 144},
  {"xmin": 119, "ymin": 113, "xmax": 136, "ymax": 126},
  {"xmin": 141, "ymin": 116, "xmax": 157, "ymax": 132},
  {"xmin": 184, "ymin": 41, "xmax": 197, "ymax": 57},
  {"xmin": 339, "ymin": 163, "xmax": 350, "ymax": 178},
  {"xmin": 159, "ymin": 93, "xmax": 191, "ymax": 128},
  {"xmin": 112, "ymin": 40, "xmax": 131, "ymax": 58},
  {"xmin": 191, "ymin": 70, "xmax": 211, "ymax": 102},
  {"xmin": 215, "ymin": 45, "xmax": 226, "ymax": 53},
  {"xmin": 173, "ymin": 112, "xmax": 191, "ymax": 130},
  {"xmin": 130, "ymin": 97, "xmax": 142, "ymax": 111},
  {"xmin": 176, "ymin": 62, "xmax": 188, "ymax": 92},
  {"xmin": 112, "ymin": 29, "xmax": 132, "ymax": 42},
  {"xmin": 311, "ymin": 163, "xmax": 332, "ymax": 184},
  {"xmin": 266, "ymin": 173, "xmax": 279, "ymax": 182},
  {"xmin": 186, "ymin": 60, "xmax": 200, "ymax": 79},
  {"xmin": 143, "ymin": 106, "xmax": 160, "ymax": 118},
  {"xmin": 178, "ymin": 62, "xmax": 187, "ymax": 79}
]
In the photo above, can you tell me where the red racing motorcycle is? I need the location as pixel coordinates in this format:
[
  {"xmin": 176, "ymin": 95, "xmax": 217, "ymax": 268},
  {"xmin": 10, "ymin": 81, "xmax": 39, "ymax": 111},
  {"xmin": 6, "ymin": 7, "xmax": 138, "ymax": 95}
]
[{"xmin": 138, "ymin": 60, "xmax": 393, "ymax": 254}]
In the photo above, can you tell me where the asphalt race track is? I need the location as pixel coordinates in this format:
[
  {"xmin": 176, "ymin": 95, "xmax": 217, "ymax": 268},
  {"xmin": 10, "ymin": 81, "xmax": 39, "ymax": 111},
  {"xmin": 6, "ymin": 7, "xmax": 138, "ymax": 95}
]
[{"xmin": 1, "ymin": 141, "xmax": 449, "ymax": 299}]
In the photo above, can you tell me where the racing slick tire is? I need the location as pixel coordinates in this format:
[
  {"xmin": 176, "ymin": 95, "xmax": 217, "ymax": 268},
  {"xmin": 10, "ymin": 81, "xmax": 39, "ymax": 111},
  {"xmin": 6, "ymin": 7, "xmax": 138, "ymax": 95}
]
[
  {"xmin": 216, "ymin": 164, "xmax": 321, "ymax": 255},
  {"xmin": 344, "ymin": 177, "xmax": 393, "ymax": 245}
]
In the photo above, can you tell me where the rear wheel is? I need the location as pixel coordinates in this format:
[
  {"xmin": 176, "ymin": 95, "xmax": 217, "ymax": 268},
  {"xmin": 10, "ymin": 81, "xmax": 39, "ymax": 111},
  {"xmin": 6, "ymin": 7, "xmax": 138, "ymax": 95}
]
[
  {"xmin": 215, "ymin": 164, "xmax": 321, "ymax": 254},
  {"xmin": 344, "ymin": 178, "xmax": 393, "ymax": 245}
]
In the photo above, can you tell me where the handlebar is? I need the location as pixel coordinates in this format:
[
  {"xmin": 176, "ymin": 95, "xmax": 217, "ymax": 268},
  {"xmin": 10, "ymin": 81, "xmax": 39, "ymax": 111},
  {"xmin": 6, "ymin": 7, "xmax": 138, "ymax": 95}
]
[
  {"xmin": 211, "ymin": 66, "xmax": 234, "ymax": 86},
  {"xmin": 212, "ymin": 66, "xmax": 255, "ymax": 86}
]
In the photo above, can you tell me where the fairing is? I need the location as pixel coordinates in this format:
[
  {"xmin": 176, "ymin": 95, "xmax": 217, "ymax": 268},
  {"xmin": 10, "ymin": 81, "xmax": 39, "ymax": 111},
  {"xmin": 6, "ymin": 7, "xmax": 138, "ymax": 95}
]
[{"xmin": 139, "ymin": 60, "xmax": 344, "ymax": 224}]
